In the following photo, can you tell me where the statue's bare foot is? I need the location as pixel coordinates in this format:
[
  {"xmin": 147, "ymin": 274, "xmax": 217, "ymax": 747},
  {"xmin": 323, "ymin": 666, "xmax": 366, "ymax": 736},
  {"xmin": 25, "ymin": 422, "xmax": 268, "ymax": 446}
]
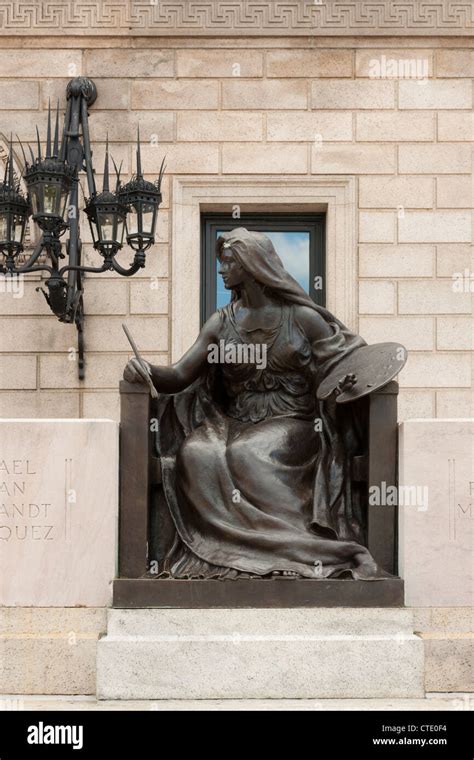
[{"xmin": 272, "ymin": 570, "xmax": 299, "ymax": 577}]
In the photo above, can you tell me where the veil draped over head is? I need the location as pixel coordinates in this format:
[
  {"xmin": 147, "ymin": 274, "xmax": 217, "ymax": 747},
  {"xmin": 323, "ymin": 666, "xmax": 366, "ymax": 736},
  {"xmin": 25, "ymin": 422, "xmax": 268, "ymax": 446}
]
[
  {"xmin": 216, "ymin": 227, "xmax": 365, "ymax": 371},
  {"xmin": 217, "ymin": 226, "xmax": 357, "ymax": 334}
]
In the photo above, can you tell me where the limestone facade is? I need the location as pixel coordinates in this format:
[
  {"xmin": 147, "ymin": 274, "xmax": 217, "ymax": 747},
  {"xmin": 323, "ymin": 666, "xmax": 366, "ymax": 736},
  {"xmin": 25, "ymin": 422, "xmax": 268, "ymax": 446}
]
[{"xmin": 0, "ymin": 2, "xmax": 471, "ymax": 423}]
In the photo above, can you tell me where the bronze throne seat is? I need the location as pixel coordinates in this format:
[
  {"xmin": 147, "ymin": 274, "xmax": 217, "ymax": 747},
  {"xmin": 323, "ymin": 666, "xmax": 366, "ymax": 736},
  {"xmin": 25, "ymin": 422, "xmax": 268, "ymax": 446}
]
[{"xmin": 113, "ymin": 379, "xmax": 404, "ymax": 608}]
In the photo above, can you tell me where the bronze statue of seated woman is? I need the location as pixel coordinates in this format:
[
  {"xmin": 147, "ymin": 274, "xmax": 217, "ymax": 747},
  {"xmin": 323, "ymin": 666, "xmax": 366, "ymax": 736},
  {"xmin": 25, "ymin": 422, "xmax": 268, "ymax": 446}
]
[{"xmin": 124, "ymin": 227, "xmax": 398, "ymax": 581}]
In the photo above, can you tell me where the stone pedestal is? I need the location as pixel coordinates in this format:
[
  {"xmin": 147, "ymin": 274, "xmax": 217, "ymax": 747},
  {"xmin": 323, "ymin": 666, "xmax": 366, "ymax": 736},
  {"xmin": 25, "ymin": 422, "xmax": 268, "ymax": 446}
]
[
  {"xmin": 96, "ymin": 608, "xmax": 424, "ymax": 699},
  {"xmin": 0, "ymin": 419, "xmax": 119, "ymax": 607},
  {"xmin": 398, "ymin": 419, "xmax": 474, "ymax": 607}
]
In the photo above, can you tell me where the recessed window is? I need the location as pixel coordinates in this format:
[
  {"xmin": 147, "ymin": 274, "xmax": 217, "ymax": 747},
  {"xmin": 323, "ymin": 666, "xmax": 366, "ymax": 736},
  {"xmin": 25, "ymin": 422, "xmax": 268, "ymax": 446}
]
[{"xmin": 200, "ymin": 212, "xmax": 325, "ymax": 323}]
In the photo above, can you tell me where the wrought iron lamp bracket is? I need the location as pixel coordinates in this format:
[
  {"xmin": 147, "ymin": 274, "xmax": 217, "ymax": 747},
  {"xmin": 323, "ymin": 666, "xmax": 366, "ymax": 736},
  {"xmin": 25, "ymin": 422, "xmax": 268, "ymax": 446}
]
[{"xmin": 0, "ymin": 77, "xmax": 162, "ymax": 380}]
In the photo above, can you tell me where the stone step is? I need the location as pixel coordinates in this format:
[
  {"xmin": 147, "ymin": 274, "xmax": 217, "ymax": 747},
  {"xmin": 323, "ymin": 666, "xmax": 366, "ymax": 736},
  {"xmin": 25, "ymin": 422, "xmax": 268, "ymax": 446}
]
[
  {"xmin": 106, "ymin": 607, "xmax": 417, "ymax": 637},
  {"xmin": 422, "ymin": 633, "xmax": 473, "ymax": 692},
  {"xmin": 413, "ymin": 607, "xmax": 473, "ymax": 693},
  {"xmin": 97, "ymin": 608, "xmax": 425, "ymax": 700},
  {"xmin": 0, "ymin": 608, "xmax": 106, "ymax": 695}
]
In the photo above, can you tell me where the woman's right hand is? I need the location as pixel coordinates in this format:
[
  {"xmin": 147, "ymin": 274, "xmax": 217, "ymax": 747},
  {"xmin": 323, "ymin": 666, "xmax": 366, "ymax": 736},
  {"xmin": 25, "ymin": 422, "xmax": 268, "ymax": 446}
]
[{"xmin": 123, "ymin": 357, "xmax": 152, "ymax": 384}]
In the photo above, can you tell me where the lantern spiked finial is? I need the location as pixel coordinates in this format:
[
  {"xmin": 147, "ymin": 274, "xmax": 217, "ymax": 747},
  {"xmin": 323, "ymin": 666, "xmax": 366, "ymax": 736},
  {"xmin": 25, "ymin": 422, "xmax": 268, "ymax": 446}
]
[
  {"xmin": 46, "ymin": 99, "xmax": 52, "ymax": 159},
  {"xmin": 112, "ymin": 157, "xmax": 123, "ymax": 193},
  {"xmin": 3, "ymin": 147, "xmax": 8, "ymax": 185},
  {"xmin": 103, "ymin": 134, "xmax": 110, "ymax": 193},
  {"xmin": 157, "ymin": 155, "xmax": 166, "ymax": 190},
  {"xmin": 17, "ymin": 135, "xmax": 29, "ymax": 173},
  {"xmin": 59, "ymin": 102, "xmax": 68, "ymax": 162},
  {"xmin": 53, "ymin": 100, "xmax": 60, "ymax": 158},
  {"xmin": 28, "ymin": 142, "xmax": 35, "ymax": 166},
  {"xmin": 36, "ymin": 126, "xmax": 42, "ymax": 162},
  {"xmin": 8, "ymin": 135, "xmax": 14, "ymax": 189},
  {"xmin": 136, "ymin": 126, "xmax": 143, "ymax": 180}
]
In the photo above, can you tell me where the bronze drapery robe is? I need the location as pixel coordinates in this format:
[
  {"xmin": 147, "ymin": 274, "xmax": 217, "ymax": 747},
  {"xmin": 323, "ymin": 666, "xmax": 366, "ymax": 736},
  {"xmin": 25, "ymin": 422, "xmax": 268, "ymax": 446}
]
[
  {"xmin": 150, "ymin": 304, "xmax": 386, "ymax": 578},
  {"xmin": 149, "ymin": 228, "xmax": 388, "ymax": 580}
]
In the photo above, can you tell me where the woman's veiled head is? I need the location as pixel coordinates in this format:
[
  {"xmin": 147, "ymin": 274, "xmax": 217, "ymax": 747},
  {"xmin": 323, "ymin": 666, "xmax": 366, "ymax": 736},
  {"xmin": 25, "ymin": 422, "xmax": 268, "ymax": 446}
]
[{"xmin": 216, "ymin": 227, "xmax": 318, "ymax": 311}]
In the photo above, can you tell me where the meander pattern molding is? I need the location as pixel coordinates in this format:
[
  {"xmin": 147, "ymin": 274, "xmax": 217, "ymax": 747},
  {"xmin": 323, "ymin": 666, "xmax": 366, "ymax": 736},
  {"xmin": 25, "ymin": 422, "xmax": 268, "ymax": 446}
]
[{"xmin": 0, "ymin": 1, "xmax": 471, "ymax": 35}]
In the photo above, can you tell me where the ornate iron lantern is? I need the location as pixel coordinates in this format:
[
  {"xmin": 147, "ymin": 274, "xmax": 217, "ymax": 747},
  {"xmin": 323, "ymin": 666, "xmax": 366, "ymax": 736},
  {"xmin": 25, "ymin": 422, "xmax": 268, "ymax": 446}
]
[
  {"xmin": 24, "ymin": 106, "xmax": 74, "ymax": 234},
  {"xmin": 0, "ymin": 141, "xmax": 30, "ymax": 266},
  {"xmin": 118, "ymin": 130, "xmax": 165, "ymax": 257},
  {"xmin": 85, "ymin": 140, "xmax": 128, "ymax": 260},
  {"xmin": 0, "ymin": 77, "xmax": 165, "ymax": 379}
]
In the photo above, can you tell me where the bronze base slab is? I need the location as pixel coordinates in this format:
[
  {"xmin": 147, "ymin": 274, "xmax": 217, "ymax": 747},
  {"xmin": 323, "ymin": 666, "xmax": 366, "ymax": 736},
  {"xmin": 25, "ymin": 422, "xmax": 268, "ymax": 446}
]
[{"xmin": 113, "ymin": 577, "xmax": 404, "ymax": 608}]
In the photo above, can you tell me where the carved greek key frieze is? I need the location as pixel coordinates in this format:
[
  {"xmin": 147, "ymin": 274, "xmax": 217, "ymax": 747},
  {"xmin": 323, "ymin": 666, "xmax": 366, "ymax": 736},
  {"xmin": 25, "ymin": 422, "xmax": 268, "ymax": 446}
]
[{"xmin": 0, "ymin": 1, "xmax": 471, "ymax": 35}]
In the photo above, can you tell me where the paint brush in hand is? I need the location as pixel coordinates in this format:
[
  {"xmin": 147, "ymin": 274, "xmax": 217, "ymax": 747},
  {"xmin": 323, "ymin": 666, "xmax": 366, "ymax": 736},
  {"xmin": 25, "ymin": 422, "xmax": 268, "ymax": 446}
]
[{"xmin": 122, "ymin": 323, "xmax": 158, "ymax": 399}]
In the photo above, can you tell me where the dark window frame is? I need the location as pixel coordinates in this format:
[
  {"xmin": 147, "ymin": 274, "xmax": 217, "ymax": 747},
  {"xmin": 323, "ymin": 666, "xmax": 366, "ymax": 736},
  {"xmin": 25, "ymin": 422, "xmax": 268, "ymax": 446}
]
[{"xmin": 200, "ymin": 212, "xmax": 326, "ymax": 324}]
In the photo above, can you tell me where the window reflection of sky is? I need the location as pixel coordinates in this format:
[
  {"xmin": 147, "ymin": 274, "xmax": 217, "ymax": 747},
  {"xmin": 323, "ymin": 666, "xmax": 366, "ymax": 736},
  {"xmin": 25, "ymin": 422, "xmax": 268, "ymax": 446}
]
[{"xmin": 216, "ymin": 230, "xmax": 310, "ymax": 309}]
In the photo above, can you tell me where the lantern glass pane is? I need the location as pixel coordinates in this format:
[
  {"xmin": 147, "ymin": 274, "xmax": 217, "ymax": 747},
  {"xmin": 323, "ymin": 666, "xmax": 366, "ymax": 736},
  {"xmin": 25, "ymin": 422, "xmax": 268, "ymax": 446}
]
[
  {"xmin": 14, "ymin": 215, "xmax": 24, "ymax": 243},
  {"xmin": 99, "ymin": 212, "xmax": 115, "ymax": 242},
  {"xmin": 142, "ymin": 203, "xmax": 155, "ymax": 235},
  {"xmin": 44, "ymin": 184, "xmax": 59, "ymax": 215},
  {"xmin": 0, "ymin": 213, "xmax": 8, "ymax": 242},
  {"xmin": 31, "ymin": 187, "xmax": 40, "ymax": 216},
  {"xmin": 127, "ymin": 203, "xmax": 139, "ymax": 235},
  {"xmin": 116, "ymin": 217, "xmax": 125, "ymax": 245}
]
